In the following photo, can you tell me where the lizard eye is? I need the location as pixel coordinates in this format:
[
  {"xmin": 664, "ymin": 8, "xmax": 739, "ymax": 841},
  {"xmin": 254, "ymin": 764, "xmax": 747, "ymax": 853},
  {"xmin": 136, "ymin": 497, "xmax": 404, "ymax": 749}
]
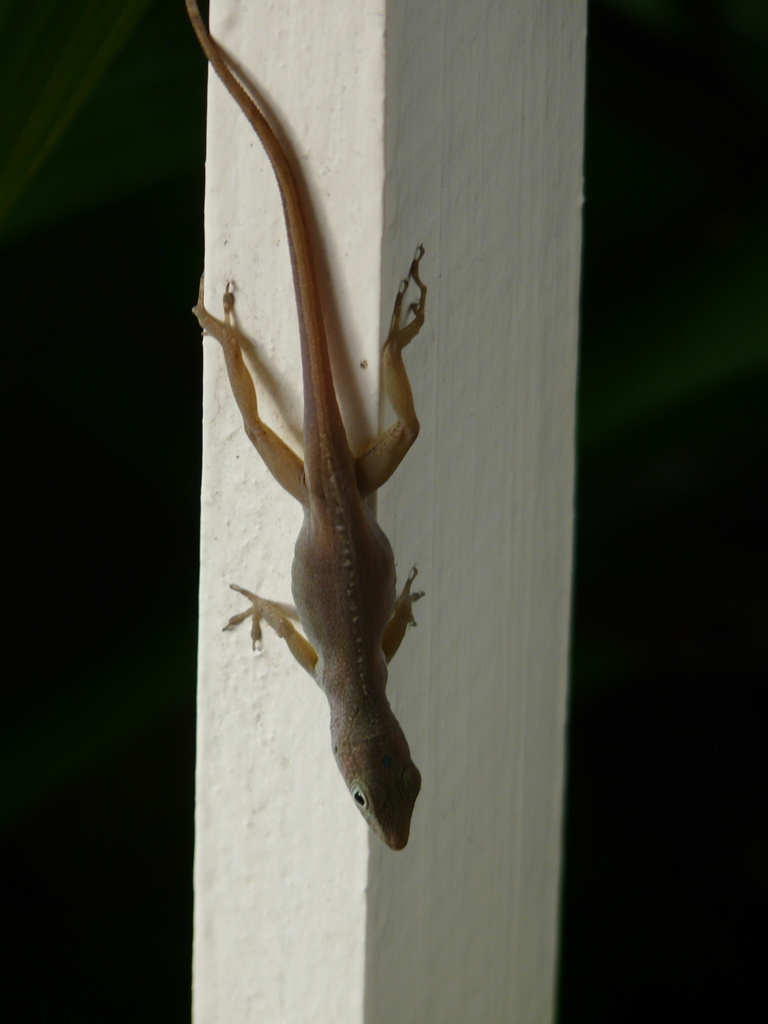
[{"xmin": 351, "ymin": 785, "xmax": 368, "ymax": 809}]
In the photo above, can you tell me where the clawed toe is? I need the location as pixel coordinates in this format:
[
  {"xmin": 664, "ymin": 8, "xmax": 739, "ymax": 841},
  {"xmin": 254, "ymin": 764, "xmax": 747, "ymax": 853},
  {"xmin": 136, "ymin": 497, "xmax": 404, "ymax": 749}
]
[{"xmin": 224, "ymin": 584, "xmax": 264, "ymax": 649}]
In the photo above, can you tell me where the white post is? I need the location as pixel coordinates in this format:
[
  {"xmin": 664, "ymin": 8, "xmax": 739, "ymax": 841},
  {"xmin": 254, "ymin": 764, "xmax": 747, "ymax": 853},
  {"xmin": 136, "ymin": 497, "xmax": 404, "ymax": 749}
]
[{"xmin": 193, "ymin": 1, "xmax": 585, "ymax": 1022}]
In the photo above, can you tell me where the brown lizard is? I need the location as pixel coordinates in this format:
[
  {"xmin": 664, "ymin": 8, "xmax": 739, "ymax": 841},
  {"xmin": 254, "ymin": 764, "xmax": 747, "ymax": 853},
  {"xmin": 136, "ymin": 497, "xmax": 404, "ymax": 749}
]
[{"xmin": 186, "ymin": 1, "xmax": 426, "ymax": 849}]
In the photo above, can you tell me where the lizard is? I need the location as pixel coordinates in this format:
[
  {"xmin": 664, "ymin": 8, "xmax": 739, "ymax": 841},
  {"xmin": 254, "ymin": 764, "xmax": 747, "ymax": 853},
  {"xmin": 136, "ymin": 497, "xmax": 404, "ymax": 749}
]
[{"xmin": 186, "ymin": 1, "xmax": 427, "ymax": 850}]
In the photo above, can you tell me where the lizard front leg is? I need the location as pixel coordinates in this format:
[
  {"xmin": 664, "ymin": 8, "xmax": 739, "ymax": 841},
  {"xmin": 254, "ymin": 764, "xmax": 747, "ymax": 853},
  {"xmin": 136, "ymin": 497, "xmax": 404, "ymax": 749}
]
[
  {"xmin": 381, "ymin": 567, "xmax": 424, "ymax": 665},
  {"xmin": 355, "ymin": 246, "xmax": 427, "ymax": 497},
  {"xmin": 225, "ymin": 584, "xmax": 318, "ymax": 677},
  {"xmin": 193, "ymin": 278, "xmax": 308, "ymax": 505}
]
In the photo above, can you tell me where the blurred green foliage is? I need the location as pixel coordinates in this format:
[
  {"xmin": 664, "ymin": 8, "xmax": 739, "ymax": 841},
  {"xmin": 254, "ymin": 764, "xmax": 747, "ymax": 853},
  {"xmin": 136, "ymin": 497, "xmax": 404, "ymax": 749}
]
[
  {"xmin": 0, "ymin": 0, "xmax": 765, "ymax": 1021},
  {"xmin": 562, "ymin": 1, "xmax": 768, "ymax": 1020},
  {"xmin": 1, "ymin": 2, "xmax": 204, "ymax": 1019},
  {"xmin": 0, "ymin": 0, "xmax": 152, "ymax": 230}
]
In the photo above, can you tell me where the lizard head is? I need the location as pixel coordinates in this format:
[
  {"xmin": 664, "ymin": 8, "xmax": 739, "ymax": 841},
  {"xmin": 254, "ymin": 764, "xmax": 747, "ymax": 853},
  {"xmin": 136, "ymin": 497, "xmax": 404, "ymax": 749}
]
[{"xmin": 334, "ymin": 728, "xmax": 422, "ymax": 850}]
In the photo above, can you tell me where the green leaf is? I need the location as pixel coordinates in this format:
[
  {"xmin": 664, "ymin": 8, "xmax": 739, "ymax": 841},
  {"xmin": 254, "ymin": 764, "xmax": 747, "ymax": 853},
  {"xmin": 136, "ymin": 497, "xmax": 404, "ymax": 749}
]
[{"xmin": 0, "ymin": 0, "xmax": 153, "ymax": 229}]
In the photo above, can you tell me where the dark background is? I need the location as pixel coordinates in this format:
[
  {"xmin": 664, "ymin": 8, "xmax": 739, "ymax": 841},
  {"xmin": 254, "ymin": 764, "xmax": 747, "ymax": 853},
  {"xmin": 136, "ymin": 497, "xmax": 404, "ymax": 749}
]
[{"xmin": 1, "ymin": 1, "xmax": 765, "ymax": 1020}]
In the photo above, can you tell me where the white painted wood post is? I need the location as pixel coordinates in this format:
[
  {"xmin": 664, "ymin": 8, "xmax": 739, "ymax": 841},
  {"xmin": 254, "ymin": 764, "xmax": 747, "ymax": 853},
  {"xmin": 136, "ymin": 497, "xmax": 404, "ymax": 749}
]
[{"xmin": 193, "ymin": 1, "xmax": 585, "ymax": 1022}]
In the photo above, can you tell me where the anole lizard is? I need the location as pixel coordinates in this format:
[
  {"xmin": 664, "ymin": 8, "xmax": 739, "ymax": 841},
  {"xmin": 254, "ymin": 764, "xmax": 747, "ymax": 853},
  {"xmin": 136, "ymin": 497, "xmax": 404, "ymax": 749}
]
[{"xmin": 186, "ymin": 1, "xmax": 426, "ymax": 849}]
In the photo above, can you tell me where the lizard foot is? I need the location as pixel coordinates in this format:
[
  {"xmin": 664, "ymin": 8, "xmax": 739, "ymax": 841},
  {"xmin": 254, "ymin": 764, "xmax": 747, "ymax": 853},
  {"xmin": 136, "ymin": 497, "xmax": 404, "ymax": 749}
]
[{"xmin": 224, "ymin": 584, "xmax": 319, "ymax": 674}]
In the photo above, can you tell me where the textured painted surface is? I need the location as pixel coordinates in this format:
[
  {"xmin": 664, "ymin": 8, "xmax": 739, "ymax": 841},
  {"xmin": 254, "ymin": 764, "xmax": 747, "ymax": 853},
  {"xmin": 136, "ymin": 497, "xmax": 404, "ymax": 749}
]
[
  {"xmin": 368, "ymin": 3, "xmax": 585, "ymax": 1020},
  {"xmin": 193, "ymin": 2, "xmax": 384, "ymax": 1021},
  {"xmin": 194, "ymin": 0, "xmax": 585, "ymax": 1021}
]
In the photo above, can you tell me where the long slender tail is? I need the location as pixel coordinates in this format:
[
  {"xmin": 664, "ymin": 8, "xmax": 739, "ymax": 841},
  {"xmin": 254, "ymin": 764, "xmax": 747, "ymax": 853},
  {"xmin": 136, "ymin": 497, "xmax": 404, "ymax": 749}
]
[{"xmin": 185, "ymin": 0, "xmax": 344, "ymax": 451}]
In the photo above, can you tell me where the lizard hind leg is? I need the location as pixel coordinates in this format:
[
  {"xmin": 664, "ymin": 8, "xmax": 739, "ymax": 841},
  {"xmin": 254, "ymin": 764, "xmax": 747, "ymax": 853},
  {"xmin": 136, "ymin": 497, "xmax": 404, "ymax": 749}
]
[
  {"xmin": 355, "ymin": 246, "xmax": 427, "ymax": 497},
  {"xmin": 225, "ymin": 584, "xmax": 318, "ymax": 677},
  {"xmin": 192, "ymin": 278, "xmax": 308, "ymax": 507}
]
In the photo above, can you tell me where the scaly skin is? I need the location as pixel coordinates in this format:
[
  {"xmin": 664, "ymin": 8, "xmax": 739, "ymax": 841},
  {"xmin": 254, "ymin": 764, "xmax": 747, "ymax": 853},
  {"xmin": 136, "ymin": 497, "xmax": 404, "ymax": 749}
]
[{"xmin": 186, "ymin": 1, "xmax": 426, "ymax": 848}]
